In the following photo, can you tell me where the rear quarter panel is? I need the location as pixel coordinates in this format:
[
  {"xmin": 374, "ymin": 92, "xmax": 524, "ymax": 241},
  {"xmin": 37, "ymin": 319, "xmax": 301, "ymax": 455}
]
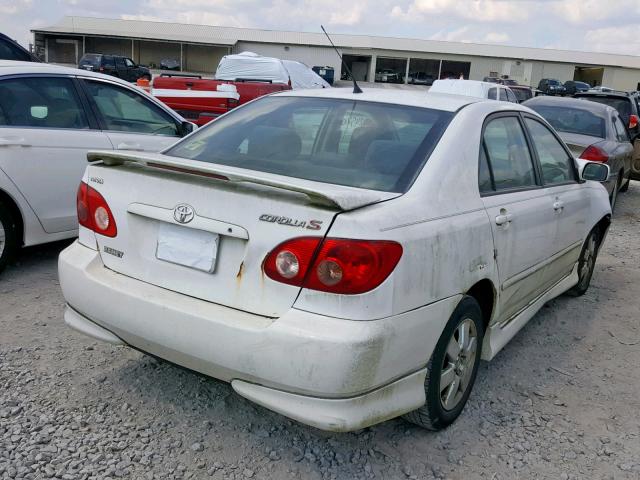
[{"xmin": 294, "ymin": 105, "xmax": 500, "ymax": 321}]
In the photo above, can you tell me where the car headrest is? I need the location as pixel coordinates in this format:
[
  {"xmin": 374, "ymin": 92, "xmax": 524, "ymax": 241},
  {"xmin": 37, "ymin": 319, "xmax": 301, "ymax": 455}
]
[
  {"xmin": 364, "ymin": 140, "xmax": 417, "ymax": 175},
  {"xmin": 247, "ymin": 125, "xmax": 302, "ymax": 159}
]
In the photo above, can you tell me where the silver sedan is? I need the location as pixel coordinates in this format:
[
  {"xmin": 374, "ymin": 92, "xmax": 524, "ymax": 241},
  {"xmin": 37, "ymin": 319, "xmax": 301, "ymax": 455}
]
[{"xmin": 524, "ymin": 96, "xmax": 633, "ymax": 210}]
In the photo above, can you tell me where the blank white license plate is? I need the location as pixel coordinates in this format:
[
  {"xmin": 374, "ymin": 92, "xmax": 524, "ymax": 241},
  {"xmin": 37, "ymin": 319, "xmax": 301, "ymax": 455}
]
[{"xmin": 156, "ymin": 223, "xmax": 219, "ymax": 273}]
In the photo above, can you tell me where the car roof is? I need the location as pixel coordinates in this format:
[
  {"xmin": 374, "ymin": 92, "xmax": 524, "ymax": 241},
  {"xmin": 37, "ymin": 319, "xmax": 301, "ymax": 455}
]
[
  {"xmin": 575, "ymin": 91, "xmax": 631, "ymax": 99},
  {"xmin": 0, "ymin": 60, "xmax": 133, "ymax": 86},
  {"xmin": 273, "ymin": 87, "xmax": 484, "ymax": 112},
  {"xmin": 524, "ymin": 96, "xmax": 617, "ymax": 117}
]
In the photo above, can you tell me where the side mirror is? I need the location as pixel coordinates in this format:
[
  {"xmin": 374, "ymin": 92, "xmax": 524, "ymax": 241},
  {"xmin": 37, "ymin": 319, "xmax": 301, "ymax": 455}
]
[
  {"xmin": 581, "ymin": 162, "xmax": 610, "ymax": 182},
  {"xmin": 179, "ymin": 121, "xmax": 197, "ymax": 137}
]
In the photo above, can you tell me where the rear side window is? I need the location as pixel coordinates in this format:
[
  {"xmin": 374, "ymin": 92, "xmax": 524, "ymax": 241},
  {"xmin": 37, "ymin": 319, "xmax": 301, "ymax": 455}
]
[
  {"xmin": 168, "ymin": 96, "xmax": 453, "ymax": 193},
  {"xmin": 487, "ymin": 88, "xmax": 497, "ymax": 100},
  {"xmin": 613, "ymin": 116, "xmax": 630, "ymax": 142},
  {"xmin": 0, "ymin": 77, "xmax": 89, "ymax": 129},
  {"xmin": 481, "ymin": 116, "xmax": 536, "ymax": 191},
  {"xmin": 499, "ymin": 89, "xmax": 508, "ymax": 101},
  {"xmin": 524, "ymin": 118, "xmax": 576, "ymax": 185},
  {"xmin": 84, "ymin": 80, "xmax": 179, "ymax": 136}
]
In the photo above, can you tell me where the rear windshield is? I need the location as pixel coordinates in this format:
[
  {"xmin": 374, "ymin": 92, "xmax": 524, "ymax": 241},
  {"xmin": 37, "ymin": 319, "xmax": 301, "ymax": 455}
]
[
  {"xmin": 580, "ymin": 96, "xmax": 631, "ymax": 122},
  {"xmin": 167, "ymin": 96, "xmax": 453, "ymax": 192},
  {"xmin": 79, "ymin": 54, "xmax": 101, "ymax": 67},
  {"xmin": 512, "ymin": 88, "xmax": 532, "ymax": 102},
  {"xmin": 529, "ymin": 105, "xmax": 606, "ymax": 138},
  {"xmin": 548, "ymin": 80, "xmax": 560, "ymax": 85}
]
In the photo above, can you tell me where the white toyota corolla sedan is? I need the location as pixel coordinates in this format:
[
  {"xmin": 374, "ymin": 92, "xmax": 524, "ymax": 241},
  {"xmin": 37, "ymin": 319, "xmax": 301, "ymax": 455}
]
[{"xmin": 58, "ymin": 88, "xmax": 611, "ymax": 432}]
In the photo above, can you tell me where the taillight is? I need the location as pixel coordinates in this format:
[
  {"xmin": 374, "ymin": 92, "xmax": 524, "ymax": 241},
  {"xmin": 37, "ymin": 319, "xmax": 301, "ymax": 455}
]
[
  {"xmin": 629, "ymin": 114, "xmax": 638, "ymax": 129},
  {"xmin": 228, "ymin": 98, "xmax": 239, "ymax": 108},
  {"xmin": 580, "ymin": 144, "xmax": 609, "ymax": 163},
  {"xmin": 77, "ymin": 182, "xmax": 117, "ymax": 237},
  {"xmin": 264, "ymin": 237, "xmax": 403, "ymax": 295}
]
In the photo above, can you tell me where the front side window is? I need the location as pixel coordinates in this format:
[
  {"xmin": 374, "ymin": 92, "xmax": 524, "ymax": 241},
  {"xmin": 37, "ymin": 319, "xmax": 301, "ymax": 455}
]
[
  {"xmin": 0, "ymin": 76, "xmax": 89, "ymax": 129},
  {"xmin": 115, "ymin": 57, "xmax": 126, "ymax": 69},
  {"xmin": 488, "ymin": 88, "xmax": 497, "ymax": 100},
  {"xmin": 525, "ymin": 118, "xmax": 575, "ymax": 185},
  {"xmin": 125, "ymin": 58, "xmax": 135, "ymax": 68},
  {"xmin": 506, "ymin": 89, "xmax": 517, "ymax": 103},
  {"xmin": 499, "ymin": 89, "xmax": 508, "ymax": 101},
  {"xmin": 84, "ymin": 80, "xmax": 179, "ymax": 136},
  {"xmin": 168, "ymin": 96, "xmax": 453, "ymax": 192},
  {"xmin": 482, "ymin": 116, "xmax": 537, "ymax": 191}
]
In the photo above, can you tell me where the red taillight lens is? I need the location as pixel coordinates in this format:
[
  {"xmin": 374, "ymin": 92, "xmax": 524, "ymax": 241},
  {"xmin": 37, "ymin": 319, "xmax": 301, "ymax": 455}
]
[
  {"xmin": 264, "ymin": 237, "xmax": 403, "ymax": 295},
  {"xmin": 629, "ymin": 114, "xmax": 638, "ymax": 129},
  {"xmin": 580, "ymin": 144, "xmax": 609, "ymax": 163},
  {"xmin": 76, "ymin": 182, "xmax": 117, "ymax": 237},
  {"xmin": 228, "ymin": 98, "xmax": 239, "ymax": 108}
]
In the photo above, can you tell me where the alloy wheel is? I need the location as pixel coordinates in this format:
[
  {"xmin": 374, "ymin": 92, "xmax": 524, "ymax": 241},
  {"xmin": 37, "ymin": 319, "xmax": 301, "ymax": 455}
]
[
  {"xmin": 579, "ymin": 233, "xmax": 597, "ymax": 287},
  {"xmin": 0, "ymin": 221, "xmax": 5, "ymax": 259},
  {"xmin": 439, "ymin": 318, "xmax": 478, "ymax": 411}
]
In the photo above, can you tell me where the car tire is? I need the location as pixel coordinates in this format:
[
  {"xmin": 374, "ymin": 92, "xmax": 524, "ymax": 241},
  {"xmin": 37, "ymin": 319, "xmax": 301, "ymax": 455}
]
[
  {"xmin": 0, "ymin": 201, "xmax": 18, "ymax": 273},
  {"xmin": 620, "ymin": 175, "xmax": 630, "ymax": 192},
  {"xmin": 403, "ymin": 296, "xmax": 484, "ymax": 431},
  {"xmin": 609, "ymin": 178, "xmax": 620, "ymax": 211},
  {"xmin": 566, "ymin": 226, "xmax": 600, "ymax": 297}
]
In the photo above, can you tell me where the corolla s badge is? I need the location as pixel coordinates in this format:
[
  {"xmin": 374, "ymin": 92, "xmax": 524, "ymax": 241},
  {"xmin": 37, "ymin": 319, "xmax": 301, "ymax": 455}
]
[{"xmin": 174, "ymin": 204, "xmax": 195, "ymax": 224}]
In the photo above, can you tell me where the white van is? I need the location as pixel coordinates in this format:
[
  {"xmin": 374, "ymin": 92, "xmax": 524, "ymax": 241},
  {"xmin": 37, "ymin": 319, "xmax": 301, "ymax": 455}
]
[{"xmin": 429, "ymin": 79, "xmax": 518, "ymax": 103}]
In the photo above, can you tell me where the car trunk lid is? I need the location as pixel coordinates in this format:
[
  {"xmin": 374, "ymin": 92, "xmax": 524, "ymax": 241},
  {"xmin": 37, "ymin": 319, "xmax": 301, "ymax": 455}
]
[{"xmin": 85, "ymin": 151, "xmax": 397, "ymax": 317}]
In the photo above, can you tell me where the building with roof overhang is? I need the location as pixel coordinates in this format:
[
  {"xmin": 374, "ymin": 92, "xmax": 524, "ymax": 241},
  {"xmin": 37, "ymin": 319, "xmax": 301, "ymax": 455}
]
[{"xmin": 32, "ymin": 16, "xmax": 640, "ymax": 90}]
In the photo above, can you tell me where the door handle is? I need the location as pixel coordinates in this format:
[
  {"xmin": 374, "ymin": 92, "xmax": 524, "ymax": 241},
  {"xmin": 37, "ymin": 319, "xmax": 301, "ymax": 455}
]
[
  {"xmin": 553, "ymin": 200, "xmax": 564, "ymax": 212},
  {"xmin": 117, "ymin": 142, "xmax": 144, "ymax": 151},
  {"xmin": 495, "ymin": 213, "xmax": 514, "ymax": 226}
]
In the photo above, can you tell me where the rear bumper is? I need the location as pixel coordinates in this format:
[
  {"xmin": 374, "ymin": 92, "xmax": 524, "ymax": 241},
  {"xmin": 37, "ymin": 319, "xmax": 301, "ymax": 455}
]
[{"xmin": 59, "ymin": 241, "xmax": 458, "ymax": 430}]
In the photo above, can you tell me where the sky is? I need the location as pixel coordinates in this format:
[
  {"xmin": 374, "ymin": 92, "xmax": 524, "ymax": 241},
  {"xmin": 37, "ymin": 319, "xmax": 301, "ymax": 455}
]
[{"xmin": 2, "ymin": 0, "xmax": 640, "ymax": 57}]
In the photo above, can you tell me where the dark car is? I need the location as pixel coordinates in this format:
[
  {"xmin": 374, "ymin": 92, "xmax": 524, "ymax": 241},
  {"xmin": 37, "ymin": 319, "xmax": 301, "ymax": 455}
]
[
  {"xmin": 525, "ymin": 96, "xmax": 632, "ymax": 208},
  {"xmin": 538, "ymin": 78, "xmax": 567, "ymax": 96},
  {"xmin": 160, "ymin": 58, "xmax": 180, "ymax": 71},
  {"xmin": 0, "ymin": 32, "xmax": 40, "ymax": 62},
  {"xmin": 564, "ymin": 80, "xmax": 590, "ymax": 95},
  {"xmin": 498, "ymin": 78, "xmax": 519, "ymax": 86},
  {"xmin": 408, "ymin": 71, "xmax": 435, "ymax": 85},
  {"xmin": 483, "ymin": 76, "xmax": 500, "ymax": 83},
  {"xmin": 78, "ymin": 53, "xmax": 151, "ymax": 83},
  {"xmin": 509, "ymin": 85, "xmax": 533, "ymax": 103},
  {"xmin": 575, "ymin": 90, "xmax": 640, "ymax": 180}
]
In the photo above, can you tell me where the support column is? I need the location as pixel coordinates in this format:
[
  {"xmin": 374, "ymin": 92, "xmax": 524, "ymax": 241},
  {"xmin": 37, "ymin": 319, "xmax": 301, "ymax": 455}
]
[
  {"xmin": 131, "ymin": 39, "xmax": 134, "ymax": 60},
  {"xmin": 180, "ymin": 43, "xmax": 184, "ymax": 71},
  {"xmin": 368, "ymin": 54, "xmax": 377, "ymax": 83},
  {"xmin": 404, "ymin": 58, "xmax": 411, "ymax": 84},
  {"xmin": 437, "ymin": 60, "xmax": 442, "ymax": 79}
]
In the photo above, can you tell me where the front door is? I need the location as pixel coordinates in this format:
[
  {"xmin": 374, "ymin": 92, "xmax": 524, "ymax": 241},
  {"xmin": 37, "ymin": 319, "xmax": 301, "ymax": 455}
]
[
  {"xmin": 479, "ymin": 114, "xmax": 555, "ymax": 322},
  {"xmin": 0, "ymin": 76, "xmax": 112, "ymax": 233},
  {"xmin": 522, "ymin": 115, "xmax": 589, "ymax": 285}
]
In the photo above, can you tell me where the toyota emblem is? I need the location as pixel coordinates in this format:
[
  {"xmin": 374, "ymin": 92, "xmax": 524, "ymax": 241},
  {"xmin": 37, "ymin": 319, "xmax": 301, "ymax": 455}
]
[{"xmin": 173, "ymin": 204, "xmax": 195, "ymax": 224}]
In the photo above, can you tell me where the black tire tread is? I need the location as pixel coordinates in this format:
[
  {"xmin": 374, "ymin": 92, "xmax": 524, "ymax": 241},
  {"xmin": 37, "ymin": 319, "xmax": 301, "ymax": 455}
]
[{"xmin": 0, "ymin": 200, "xmax": 18, "ymax": 273}]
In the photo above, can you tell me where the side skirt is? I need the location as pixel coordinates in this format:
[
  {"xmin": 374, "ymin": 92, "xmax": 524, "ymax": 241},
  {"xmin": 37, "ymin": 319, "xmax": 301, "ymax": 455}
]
[{"xmin": 481, "ymin": 263, "xmax": 579, "ymax": 361}]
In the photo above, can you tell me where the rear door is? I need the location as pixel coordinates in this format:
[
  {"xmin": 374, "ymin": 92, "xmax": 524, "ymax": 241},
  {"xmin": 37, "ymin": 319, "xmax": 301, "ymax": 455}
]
[
  {"xmin": 522, "ymin": 115, "xmax": 587, "ymax": 285},
  {"xmin": 80, "ymin": 78, "xmax": 182, "ymax": 152},
  {"xmin": 479, "ymin": 113, "xmax": 555, "ymax": 322},
  {"xmin": 114, "ymin": 56, "xmax": 129, "ymax": 81},
  {"xmin": 0, "ymin": 75, "xmax": 112, "ymax": 233}
]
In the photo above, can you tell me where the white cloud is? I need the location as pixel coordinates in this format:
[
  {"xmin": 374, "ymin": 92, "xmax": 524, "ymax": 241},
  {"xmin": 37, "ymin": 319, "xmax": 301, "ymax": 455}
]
[
  {"xmin": 329, "ymin": 3, "xmax": 366, "ymax": 26},
  {"xmin": 551, "ymin": 0, "xmax": 637, "ymax": 24},
  {"xmin": 429, "ymin": 26, "xmax": 473, "ymax": 43},
  {"xmin": 583, "ymin": 24, "xmax": 640, "ymax": 56},
  {"xmin": 398, "ymin": 0, "xmax": 531, "ymax": 23},
  {"xmin": 484, "ymin": 31, "xmax": 509, "ymax": 43}
]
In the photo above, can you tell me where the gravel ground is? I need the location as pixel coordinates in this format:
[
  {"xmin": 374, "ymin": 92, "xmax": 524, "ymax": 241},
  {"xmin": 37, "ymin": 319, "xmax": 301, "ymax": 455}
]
[{"xmin": 1, "ymin": 182, "xmax": 639, "ymax": 480}]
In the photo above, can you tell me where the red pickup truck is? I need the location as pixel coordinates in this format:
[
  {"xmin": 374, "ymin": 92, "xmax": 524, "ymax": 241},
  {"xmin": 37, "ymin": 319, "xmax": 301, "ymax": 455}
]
[
  {"xmin": 151, "ymin": 74, "xmax": 290, "ymax": 126},
  {"xmin": 150, "ymin": 52, "xmax": 329, "ymax": 126}
]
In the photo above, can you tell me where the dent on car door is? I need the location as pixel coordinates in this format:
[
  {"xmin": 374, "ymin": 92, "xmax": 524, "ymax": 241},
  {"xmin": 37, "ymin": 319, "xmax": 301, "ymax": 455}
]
[
  {"xmin": 523, "ymin": 116, "xmax": 585, "ymax": 286},
  {"xmin": 0, "ymin": 75, "xmax": 112, "ymax": 233},
  {"xmin": 81, "ymin": 79, "xmax": 181, "ymax": 152},
  {"xmin": 479, "ymin": 114, "xmax": 555, "ymax": 323}
]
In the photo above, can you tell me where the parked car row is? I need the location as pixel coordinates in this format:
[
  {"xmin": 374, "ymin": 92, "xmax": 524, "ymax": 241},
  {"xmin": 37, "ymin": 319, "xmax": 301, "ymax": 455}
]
[{"xmin": 0, "ymin": 52, "xmax": 627, "ymax": 434}]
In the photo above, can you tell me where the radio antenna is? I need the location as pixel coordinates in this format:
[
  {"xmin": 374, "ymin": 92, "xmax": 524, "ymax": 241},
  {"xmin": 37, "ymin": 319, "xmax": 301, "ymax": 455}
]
[{"xmin": 321, "ymin": 25, "xmax": 362, "ymax": 94}]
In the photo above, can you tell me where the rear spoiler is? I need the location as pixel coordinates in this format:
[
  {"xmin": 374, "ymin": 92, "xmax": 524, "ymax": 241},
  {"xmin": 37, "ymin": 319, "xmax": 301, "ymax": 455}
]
[{"xmin": 86, "ymin": 151, "xmax": 397, "ymax": 211}]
